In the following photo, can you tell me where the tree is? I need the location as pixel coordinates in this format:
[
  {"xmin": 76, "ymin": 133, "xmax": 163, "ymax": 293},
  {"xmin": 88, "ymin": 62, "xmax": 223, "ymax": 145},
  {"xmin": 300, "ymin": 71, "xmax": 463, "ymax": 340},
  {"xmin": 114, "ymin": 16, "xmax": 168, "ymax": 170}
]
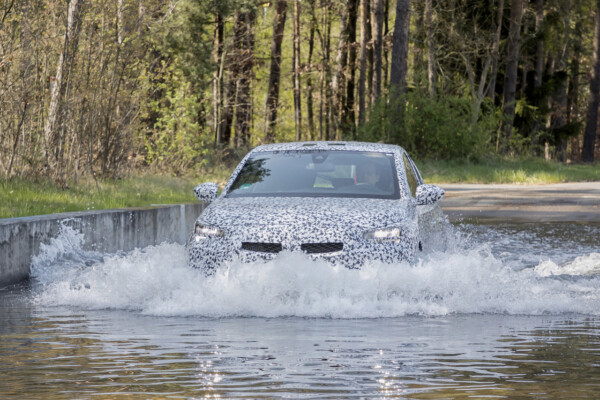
[
  {"xmin": 358, "ymin": 0, "xmax": 369, "ymax": 124},
  {"xmin": 500, "ymin": 0, "xmax": 524, "ymax": 151},
  {"xmin": 371, "ymin": 0, "xmax": 384, "ymax": 104},
  {"xmin": 213, "ymin": 7, "xmax": 225, "ymax": 146},
  {"xmin": 487, "ymin": 0, "xmax": 504, "ymax": 101},
  {"xmin": 343, "ymin": 0, "xmax": 359, "ymax": 136},
  {"xmin": 390, "ymin": 0, "xmax": 410, "ymax": 97},
  {"xmin": 425, "ymin": 0, "xmax": 436, "ymax": 97},
  {"xmin": 583, "ymin": 0, "xmax": 600, "ymax": 162},
  {"xmin": 534, "ymin": 0, "xmax": 544, "ymax": 89},
  {"xmin": 265, "ymin": 0, "xmax": 288, "ymax": 142},
  {"xmin": 234, "ymin": 8, "xmax": 257, "ymax": 147},
  {"xmin": 43, "ymin": 0, "xmax": 85, "ymax": 178},
  {"xmin": 292, "ymin": 0, "xmax": 302, "ymax": 141},
  {"xmin": 332, "ymin": 0, "xmax": 351, "ymax": 137},
  {"xmin": 306, "ymin": 0, "xmax": 317, "ymax": 137}
]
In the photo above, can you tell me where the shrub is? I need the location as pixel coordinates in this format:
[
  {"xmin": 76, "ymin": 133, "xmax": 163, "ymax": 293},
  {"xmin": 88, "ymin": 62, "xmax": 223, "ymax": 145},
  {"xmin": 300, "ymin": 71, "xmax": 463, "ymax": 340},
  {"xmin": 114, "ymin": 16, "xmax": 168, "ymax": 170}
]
[{"xmin": 357, "ymin": 92, "xmax": 497, "ymax": 160}]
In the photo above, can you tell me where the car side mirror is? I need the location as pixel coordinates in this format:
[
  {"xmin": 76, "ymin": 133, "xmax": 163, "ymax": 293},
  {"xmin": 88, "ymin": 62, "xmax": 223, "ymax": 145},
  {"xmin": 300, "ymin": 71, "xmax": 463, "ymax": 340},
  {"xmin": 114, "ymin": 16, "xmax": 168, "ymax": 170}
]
[
  {"xmin": 416, "ymin": 184, "xmax": 445, "ymax": 206},
  {"xmin": 193, "ymin": 182, "xmax": 219, "ymax": 203}
]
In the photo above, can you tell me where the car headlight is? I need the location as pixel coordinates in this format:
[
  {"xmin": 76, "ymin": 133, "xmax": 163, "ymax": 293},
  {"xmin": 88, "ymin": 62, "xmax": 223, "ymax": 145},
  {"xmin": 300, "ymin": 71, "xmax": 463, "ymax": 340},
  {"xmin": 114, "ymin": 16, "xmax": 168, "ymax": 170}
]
[
  {"xmin": 194, "ymin": 223, "xmax": 224, "ymax": 240},
  {"xmin": 364, "ymin": 227, "xmax": 403, "ymax": 242}
]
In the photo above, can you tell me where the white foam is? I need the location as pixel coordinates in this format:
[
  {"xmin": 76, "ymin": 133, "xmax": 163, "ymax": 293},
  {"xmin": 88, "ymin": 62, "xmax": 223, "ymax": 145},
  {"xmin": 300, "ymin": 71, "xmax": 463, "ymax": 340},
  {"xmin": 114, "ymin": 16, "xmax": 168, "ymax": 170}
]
[
  {"xmin": 535, "ymin": 253, "xmax": 600, "ymax": 277},
  {"xmin": 31, "ymin": 225, "xmax": 600, "ymax": 318}
]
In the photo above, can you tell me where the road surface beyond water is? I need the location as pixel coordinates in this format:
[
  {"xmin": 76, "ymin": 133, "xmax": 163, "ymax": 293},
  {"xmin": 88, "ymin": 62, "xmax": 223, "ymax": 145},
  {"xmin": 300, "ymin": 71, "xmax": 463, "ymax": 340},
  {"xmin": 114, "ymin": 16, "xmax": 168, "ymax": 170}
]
[{"xmin": 441, "ymin": 182, "xmax": 600, "ymax": 222}]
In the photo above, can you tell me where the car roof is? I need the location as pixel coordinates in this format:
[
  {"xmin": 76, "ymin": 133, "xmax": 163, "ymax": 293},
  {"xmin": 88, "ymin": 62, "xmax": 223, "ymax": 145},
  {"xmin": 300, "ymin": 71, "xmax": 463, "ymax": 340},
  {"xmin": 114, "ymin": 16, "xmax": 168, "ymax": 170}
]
[{"xmin": 250, "ymin": 141, "xmax": 407, "ymax": 154}]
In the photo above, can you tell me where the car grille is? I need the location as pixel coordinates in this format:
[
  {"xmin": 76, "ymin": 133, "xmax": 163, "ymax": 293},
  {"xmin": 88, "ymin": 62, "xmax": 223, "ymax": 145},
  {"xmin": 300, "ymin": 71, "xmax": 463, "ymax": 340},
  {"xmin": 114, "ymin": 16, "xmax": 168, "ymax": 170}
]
[
  {"xmin": 300, "ymin": 242, "xmax": 343, "ymax": 254},
  {"xmin": 241, "ymin": 242, "xmax": 282, "ymax": 253}
]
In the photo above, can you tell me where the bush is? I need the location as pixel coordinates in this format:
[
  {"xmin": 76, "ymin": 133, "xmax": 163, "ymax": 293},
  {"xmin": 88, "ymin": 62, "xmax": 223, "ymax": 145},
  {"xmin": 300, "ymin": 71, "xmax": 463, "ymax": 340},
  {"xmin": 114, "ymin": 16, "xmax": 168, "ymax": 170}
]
[{"xmin": 357, "ymin": 92, "xmax": 497, "ymax": 160}]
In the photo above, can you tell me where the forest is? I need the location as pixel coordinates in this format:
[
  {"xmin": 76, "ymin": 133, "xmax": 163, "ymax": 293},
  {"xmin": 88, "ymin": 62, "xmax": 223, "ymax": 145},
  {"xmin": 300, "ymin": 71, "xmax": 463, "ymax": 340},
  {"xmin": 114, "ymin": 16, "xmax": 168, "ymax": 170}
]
[{"xmin": 1, "ymin": 0, "xmax": 599, "ymax": 183}]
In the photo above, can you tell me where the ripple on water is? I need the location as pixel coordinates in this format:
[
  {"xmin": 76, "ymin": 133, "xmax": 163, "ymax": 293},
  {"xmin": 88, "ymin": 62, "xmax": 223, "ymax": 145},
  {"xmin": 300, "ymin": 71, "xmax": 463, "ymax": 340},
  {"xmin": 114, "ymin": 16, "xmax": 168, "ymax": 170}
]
[{"xmin": 2, "ymin": 221, "xmax": 600, "ymax": 399}]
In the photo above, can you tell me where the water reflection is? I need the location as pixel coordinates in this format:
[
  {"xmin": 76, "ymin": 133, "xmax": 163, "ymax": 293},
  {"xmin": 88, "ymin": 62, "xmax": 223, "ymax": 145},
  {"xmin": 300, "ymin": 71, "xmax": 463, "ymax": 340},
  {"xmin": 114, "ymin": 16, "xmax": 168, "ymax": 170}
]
[
  {"xmin": 2, "ymin": 221, "xmax": 600, "ymax": 398},
  {"xmin": 2, "ymin": 289, "xmax": 600, "ymax": 399}
]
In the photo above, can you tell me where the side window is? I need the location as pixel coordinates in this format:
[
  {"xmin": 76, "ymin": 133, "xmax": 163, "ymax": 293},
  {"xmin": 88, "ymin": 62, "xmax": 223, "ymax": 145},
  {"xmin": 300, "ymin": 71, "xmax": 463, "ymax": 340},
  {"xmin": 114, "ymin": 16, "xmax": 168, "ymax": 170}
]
[
  {"xmin": 403, "ymin": 154, "xmax": 418, "ymax": 197},
  {"xmin": 406, "ymin": 155, "xmax": 424, "ymax": 185}
]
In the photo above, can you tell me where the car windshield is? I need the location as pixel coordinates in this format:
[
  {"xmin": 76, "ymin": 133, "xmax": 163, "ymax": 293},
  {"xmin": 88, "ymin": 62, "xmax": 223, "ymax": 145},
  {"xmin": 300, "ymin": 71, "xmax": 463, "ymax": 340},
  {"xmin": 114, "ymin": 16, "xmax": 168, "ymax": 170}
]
[{"xmin": 227, "ymin": 150, "xmax": 400, "ymax": 199}]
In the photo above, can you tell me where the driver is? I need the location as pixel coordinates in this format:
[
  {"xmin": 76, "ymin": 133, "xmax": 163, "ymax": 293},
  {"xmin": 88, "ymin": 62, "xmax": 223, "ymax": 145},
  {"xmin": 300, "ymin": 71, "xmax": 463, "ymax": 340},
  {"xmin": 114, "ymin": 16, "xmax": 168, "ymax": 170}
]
[{"xmin": 356, "ymin": 162, "xmax": 381, "ymax": 186}]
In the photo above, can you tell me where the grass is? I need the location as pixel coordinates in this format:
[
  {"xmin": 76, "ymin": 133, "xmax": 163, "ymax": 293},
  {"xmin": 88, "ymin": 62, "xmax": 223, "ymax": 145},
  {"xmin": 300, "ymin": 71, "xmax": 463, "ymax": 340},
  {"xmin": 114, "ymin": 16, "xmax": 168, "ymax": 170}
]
[
  {"xmin": 417, "ymin": 158, "xmax": 600, "ymax": 184},
  {"xmin": 1, "ymin": 158, "xmax": 598, "ymax": 219},
  {"xmin": 0, "ymin": 174, "xmax": 224, "ymax": 219}
]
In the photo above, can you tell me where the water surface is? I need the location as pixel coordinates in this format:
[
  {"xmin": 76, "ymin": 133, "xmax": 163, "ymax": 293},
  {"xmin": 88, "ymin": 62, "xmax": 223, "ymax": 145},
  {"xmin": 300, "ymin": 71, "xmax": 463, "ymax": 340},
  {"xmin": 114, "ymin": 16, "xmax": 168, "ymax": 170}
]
[{"xmin": 1, "ymin": 221, "xmax": 599, "ymax": 398}]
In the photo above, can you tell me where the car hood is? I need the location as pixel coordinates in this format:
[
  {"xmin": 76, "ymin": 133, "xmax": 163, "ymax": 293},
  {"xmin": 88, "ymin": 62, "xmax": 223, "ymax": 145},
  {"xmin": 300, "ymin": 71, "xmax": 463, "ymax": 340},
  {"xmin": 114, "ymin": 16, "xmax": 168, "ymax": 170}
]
[{"xmin": 198, "ymin": 196, "xmax": 415, "ymax": 242}]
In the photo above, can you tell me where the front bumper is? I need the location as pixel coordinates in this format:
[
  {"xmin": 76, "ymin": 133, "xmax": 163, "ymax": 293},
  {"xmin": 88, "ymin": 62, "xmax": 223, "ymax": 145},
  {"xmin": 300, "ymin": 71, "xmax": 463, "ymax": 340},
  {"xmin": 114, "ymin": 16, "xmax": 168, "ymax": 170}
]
[{"xmin": 186, "ymin": 234, "xmax": 417, "ymax": 274}]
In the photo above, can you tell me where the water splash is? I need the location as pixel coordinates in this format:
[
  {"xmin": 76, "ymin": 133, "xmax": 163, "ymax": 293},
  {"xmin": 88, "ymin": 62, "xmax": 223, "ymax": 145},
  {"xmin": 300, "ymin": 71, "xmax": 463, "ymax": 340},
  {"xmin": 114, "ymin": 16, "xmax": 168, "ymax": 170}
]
[
  {"xmin": 535, "ymin": 253, "xmax": 600, "ymax": 277},
  {"xmin": 31, "ymin": 222, "xmax": 600, "ymax": 317}
]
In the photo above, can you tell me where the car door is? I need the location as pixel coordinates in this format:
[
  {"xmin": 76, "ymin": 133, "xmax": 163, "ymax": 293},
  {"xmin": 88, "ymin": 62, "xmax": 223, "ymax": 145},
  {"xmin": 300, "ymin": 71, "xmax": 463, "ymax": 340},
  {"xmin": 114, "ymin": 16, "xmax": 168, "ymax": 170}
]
[{"xmin": 402, "ymin": 153, "xmax": 447, "ymax": 253}]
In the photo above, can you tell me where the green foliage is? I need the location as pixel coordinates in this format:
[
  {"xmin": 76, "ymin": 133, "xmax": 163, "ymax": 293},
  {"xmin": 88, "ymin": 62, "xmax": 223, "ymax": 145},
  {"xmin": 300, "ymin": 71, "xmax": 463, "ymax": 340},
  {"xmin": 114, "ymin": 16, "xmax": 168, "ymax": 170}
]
[
  {"xmin": 357, "ymin": 92, "xmax": 497, "ymax": 160},
  {"xmin": 138, "ymin": 0, "xmax": 216, "ymax": 173},
  {"xmin": 140, "ymin": 63, "xmax": 212, "ymax": 173},
  {"xmin": 151, "ymin": 0, "xmax": 213, "ymax": 84}
]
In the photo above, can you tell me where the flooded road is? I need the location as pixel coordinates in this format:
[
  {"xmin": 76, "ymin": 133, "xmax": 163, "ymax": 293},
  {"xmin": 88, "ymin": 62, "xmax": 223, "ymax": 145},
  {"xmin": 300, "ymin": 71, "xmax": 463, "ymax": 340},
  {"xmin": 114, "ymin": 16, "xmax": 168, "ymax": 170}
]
[{"xmin": 1, "ymin": 221, "xmax": 600, "ymax": 398}]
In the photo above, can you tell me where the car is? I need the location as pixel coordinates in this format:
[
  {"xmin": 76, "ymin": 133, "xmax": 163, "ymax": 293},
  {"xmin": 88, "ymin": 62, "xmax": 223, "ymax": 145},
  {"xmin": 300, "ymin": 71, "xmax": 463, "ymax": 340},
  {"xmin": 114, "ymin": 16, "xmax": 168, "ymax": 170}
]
[{"xmin": 187, "ymin": 141, "xmax": 445, "ymax": 274}]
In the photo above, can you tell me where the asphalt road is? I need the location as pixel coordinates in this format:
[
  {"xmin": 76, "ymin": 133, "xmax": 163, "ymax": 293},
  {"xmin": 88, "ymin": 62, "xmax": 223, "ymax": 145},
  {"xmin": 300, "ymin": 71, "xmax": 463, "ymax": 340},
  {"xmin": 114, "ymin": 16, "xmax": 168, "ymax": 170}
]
[{"xmin": 440, "ymin": 182, "xmax": 600, "ymax": 223}]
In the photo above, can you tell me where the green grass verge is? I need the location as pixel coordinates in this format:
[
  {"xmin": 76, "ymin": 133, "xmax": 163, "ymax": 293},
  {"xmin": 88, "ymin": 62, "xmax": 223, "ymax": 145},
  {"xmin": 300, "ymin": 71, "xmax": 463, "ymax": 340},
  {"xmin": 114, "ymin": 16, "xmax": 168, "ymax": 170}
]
[
  {"xmin": 0, "ymin": 174, "xmax": 221, "ymax": 219},
  {"xmin": 417, "ymin": 159, "xmax": 600, "ymax": 184},
  {"xmin": 1, "ymin": 158, "xmax": 598, "ymax": 219}
]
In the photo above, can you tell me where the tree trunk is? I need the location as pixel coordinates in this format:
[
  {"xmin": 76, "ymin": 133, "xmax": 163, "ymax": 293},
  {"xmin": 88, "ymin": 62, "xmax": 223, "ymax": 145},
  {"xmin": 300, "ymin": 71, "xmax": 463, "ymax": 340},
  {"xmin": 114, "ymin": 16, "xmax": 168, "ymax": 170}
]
[
  {"xmin": 117, "ymin": 0, "xmax": 124, "ymax": 46},
  {"xmin": 7, "ymin": 102, "xmax": 28, "ymax": 178},
  {"xmin": 332, "ymin": 1, "xmax": 350, "ymax": 138},
  {"xmin": 464, "ymin": 52, "xmax": 493, "ymax": 126},
  {"xmin": 326, "ymin": 3, "xmax": 333, "ymax": 140},
  {"xmin": 383, "ymin": 0, "xmax": 390, "ymax": 89},
  {"xmin": 343, "ymin": 0, "xmax": 358, "ymax": 136},
  {"xmin": 552, "ymin": 3, "xmax": 570, "ymax": 162},
  {"xmin": 306, "ymin": 19, "xmax": 315, "ymax": 140},
  {"xmin": 213, "ymin": 10, "xmax": 224, "ymax": 146},
  {"xmin": 307, "ymin": 2, "xmax": 317, "ymax": 138},
  {"xmin": 389, "ymin": 0, "xmax": 410, "ymax": 143},
  {"xmin": 487, "ymin": 0, "xmax": 504, "ymax": 101},
  {"xmin": 371, "ymin": 0, "xmax": 384, "ymax": 104},
  {"xmin": 221, "ymin": 11, "xmax": 241, "ymax": 146},
  {"xmin": 319, "ymin": 3, "xmax": 326, "ymax": 139},
  {"xmin": 265, "ymin": 0, "xmax": 288, "ymax": 142},
  {"xmin": 358, "ymin": 0, "xmax": 369, "ymax": 124},
  {"xmin": 234, "ymin": 9, "xmax": 256, "ymax": 148},
  {"xmin": 519, "ymin": 18, "xmax": 529, "ymax": 98},
  {"xmin": 319, "ymin": 0, "xmax": 332, "ymax": 140},
  {"xmin": 390, "ymin": 0, "xmax": 410, "ymax": 97},
  {"xmin": 412, "ymin": 0, "xmax": 425, "ymax": 89},
  {"xmin": 500, "ymin": 0, "xmax": 523, "ymax": 151},
  {"xmin": 425, "ymin": 0, "xmax": 437, "ymax": 97},
  {"xmin": 292, "ymin": 0, "xmax": 302, "ymax": 141},
  {"xmin": 43, "ymin": 0, "xmax": 85, "ymax": 176},
  {"xmin": 568, "ymin": 32, "xmax": 581, "ymax": 161},
  {"xmin": 534, "ymin": 0, "xmax": 544, "ymax": 88},
  {"xmin": 365, "ymin": 1, "xmax": 373, "ymax": 108},
  {"xmin": 138, "ymin": 0, "xmax": 144, "ymax": 38},
  {"xmin": 583, "ymin": 0, "xmax": 600, "ymax": 162},
  {"xmin": 531, "ymin": 0, "xmax": 544, "ymax": 152}
]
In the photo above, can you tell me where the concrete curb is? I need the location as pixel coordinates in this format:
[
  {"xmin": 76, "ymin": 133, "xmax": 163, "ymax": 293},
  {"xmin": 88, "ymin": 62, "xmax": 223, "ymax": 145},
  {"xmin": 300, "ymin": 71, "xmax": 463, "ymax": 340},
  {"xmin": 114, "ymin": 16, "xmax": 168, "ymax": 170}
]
[{"xmin": 0, "ymin": 203, "xmax": 205, "ymax": 287}]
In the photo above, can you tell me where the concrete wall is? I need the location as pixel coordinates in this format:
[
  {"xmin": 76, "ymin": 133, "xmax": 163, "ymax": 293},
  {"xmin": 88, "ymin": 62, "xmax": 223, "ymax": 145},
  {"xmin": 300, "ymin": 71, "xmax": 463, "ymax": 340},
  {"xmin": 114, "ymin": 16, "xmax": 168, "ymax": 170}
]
[{"xmin": 0, "ymin": 204, "xmax": 205, "ymax": 287}]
